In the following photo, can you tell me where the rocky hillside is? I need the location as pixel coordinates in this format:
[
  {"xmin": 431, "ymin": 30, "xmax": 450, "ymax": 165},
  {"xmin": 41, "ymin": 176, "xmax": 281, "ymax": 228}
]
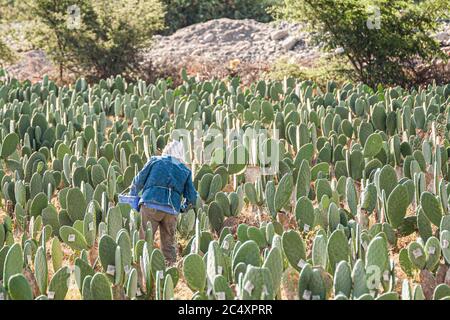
[{"xmin": 145, "ymin": 18, "xmax": 323, "ymax": 66}]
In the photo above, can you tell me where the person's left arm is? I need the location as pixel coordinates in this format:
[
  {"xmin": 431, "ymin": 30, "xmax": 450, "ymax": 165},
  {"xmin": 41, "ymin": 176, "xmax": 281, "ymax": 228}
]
[{"xmin": 129, "ymin": 157, "xmax": 156, "ymax": 196}]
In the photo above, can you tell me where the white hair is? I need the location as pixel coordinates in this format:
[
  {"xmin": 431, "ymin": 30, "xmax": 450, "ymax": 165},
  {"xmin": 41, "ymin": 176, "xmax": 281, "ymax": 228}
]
[{"xmin": 162, "ymin": 140, "xmax": 186, "ymax": 162}]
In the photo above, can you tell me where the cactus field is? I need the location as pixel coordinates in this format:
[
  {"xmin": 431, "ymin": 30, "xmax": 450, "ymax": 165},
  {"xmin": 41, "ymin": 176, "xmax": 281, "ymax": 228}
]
[{"xmin": 1, "ymin": 72, "xmax": 450, "ymax": 300}]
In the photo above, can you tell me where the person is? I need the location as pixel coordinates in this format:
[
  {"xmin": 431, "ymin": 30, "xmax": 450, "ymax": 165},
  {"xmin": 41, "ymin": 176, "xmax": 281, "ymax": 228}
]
[{"xmin": 129, "ymin": 140, "xmax": 197, "ymax": 265}]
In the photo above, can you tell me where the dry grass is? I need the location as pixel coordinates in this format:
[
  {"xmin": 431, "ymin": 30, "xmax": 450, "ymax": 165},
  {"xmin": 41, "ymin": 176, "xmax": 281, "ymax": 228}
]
[
  {"xmin": 143, "ymin": 55, "xmax": 270, "ymax": 88},
  {"xmin": 173, "ymin": 276, "xmax": 193, "ymax": 300}
]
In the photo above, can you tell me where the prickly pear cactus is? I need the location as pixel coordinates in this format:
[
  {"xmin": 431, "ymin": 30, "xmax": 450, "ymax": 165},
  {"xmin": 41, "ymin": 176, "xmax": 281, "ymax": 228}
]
[
  {"xmin": 420, "ymin": 192, "xmax": 443, "ymax": 226},
  {"xmin": 262, "ymin": 247, "xmax": 283, "ymax": 292},
  {"xmin": 8, "ymin": 274, "xmax": 33, "ymax": 300},
  {"xmin": 240, "ymin": 266, "xmax": 274, "ymax": 300},
  {"xmin": 365, "ymin": 236, "xmax": 389, "ymax": 290},
  {"xmin": 407, "ymin": 242, "xmax": 426, "ymax": 270},
  {"xmin": 298, "ymin": 264, "xmax": 327, "ymax": 300},
  {"xmin": 208, "ymin": 201, "xmax": 224, "ymax": 233},
  {"xmin": 282, "ymin": 230, "xmax": 306, "ymax": 272},
  {"xmin": 206, "ymin": 241, "xmax": 226, "ymax": 284},
  {"xmin": 183, "ymin": 253, "xmax": 206, "ymax": 293},
  {"xmin": 232, "ymin": 240, "xmax": 261, "ymax": 272},
  {"xmin": 163, "ymin": 274, "xmax": 174, "ymax": 300},
  {"xmin": 1, "ymin": 133, "xmax": 19, "ymax": 159},
  {"xmin": 327, "ymin": 230, "xmax": 349, "ymax": 274},
  {"xmin": 213, "ymin": 274, "xmax": 234, "ymax": 300},
  {"xmin": 312, "ymin": 234, "xmax": 327, "ymax": 269},
  {"xmin": 441, "ymin": 230, "xmax": 450, "ymax": 264},
  {"xmin": 90, "ymin": 272, "xmax": 113, "ymax": 300},
  {"xmin": 363, "ymin": 133, "xmax": 383, "ymax": 158},
  {"xmin": 126, "ymin": 268, "xmax": 138, "ymax": 300},
  {"xmin": 352, "ymin": 259, "xmax": 369, "ymax": 299},
  {"xmin": 333, "ymin": 261, "xmax": 352, "ymax": 298},
  {"xmin": 295, "ymin": 196, "xmax": 314, "ymax": 232},
  {"xmin": 99, "ymin": 234, "xmax": 118, "ymax": 274},
  {"xmin": 74, "ymin": 258, "xmax": 95, "ymax": 292},
  {"xmin": 34, "ymin": 246, "xmax": 48, "ymax": 295},
  {"xmin": 274, "ymin": 173, "xmax": 293, "ymax": 212},
  {"xmin": 386, "ymin": 184, "xmax": 409, "ymax": 228},
  {"xmin": 66, "ymin": 188, "xmax": 87, "ymax": 222},
  {"xmin": 60, "ymin": 226, "xmax": 89, "ymax": 251},
  {"xmin": 48, "ymin": 267, "xmax": 71, "ymax": 300},
  {"xmin": 3, "ymin": 244, "xmax": 24, "ymax": 290},
  {"xmin": 424, "ymin": 237, "xmax": 441, "ymax": 270},
  {"xmin": 51, "ymin": 238, "xmax": 63, "ymax": 272}
]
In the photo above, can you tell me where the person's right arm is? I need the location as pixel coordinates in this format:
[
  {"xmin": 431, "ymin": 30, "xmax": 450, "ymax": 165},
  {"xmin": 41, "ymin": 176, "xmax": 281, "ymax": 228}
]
[{"xmin": 129, "ymin": 157, "xmax": 156, "ymax": 196}]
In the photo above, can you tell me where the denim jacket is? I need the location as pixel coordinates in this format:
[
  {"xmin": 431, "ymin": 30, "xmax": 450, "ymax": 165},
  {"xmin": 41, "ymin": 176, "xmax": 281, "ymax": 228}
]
[{"xmin": 129, "ymin": 155, "xmax": 198, "ymax": 215}]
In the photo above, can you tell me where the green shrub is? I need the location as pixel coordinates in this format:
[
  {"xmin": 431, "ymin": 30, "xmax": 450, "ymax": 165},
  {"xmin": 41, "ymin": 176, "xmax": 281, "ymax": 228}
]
[
  {"xmin": 86, "ymin": 0, "xmax": 165, "ymax": 78},
  {"xmin": 0, "ymin": 40, "xmax": 14, "ymax": 66},
  {"xmin": 23, "ymin": 0, "xmax": 98, "ymax": 80},
  {"xmin": 0, "ymin": 4, "xmax": 17, "ymax": 66},
  {"xmin": 26, "ymin": 0, "xmax": 165, "ymax": 80},
  {"xmin": 272, "ymin": 0, "xmax": 449, "ymax": 87}
]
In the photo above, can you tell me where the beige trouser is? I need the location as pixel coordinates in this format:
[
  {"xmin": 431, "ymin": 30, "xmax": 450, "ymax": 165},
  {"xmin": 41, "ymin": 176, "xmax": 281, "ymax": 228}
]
[{"xmin": 140, "ymin": 206, "xmax": 178, "ymax": 265}]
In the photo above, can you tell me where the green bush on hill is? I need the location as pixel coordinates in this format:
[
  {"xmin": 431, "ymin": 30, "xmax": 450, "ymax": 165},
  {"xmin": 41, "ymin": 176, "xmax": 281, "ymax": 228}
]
[
  {"xmin": 0, "ymin": 5, "xmax": 16, "ymax": 66},
  {"xmin": 2, "ymin": 0, "xmax": 165, "ymax": 81},
  {"xmin": 0, "ymin": 40, "xmax": 14, "ymax": 67},
  {"xmin": 272, "ymin": 0, "xmax": 450, "ymax": 87}
]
